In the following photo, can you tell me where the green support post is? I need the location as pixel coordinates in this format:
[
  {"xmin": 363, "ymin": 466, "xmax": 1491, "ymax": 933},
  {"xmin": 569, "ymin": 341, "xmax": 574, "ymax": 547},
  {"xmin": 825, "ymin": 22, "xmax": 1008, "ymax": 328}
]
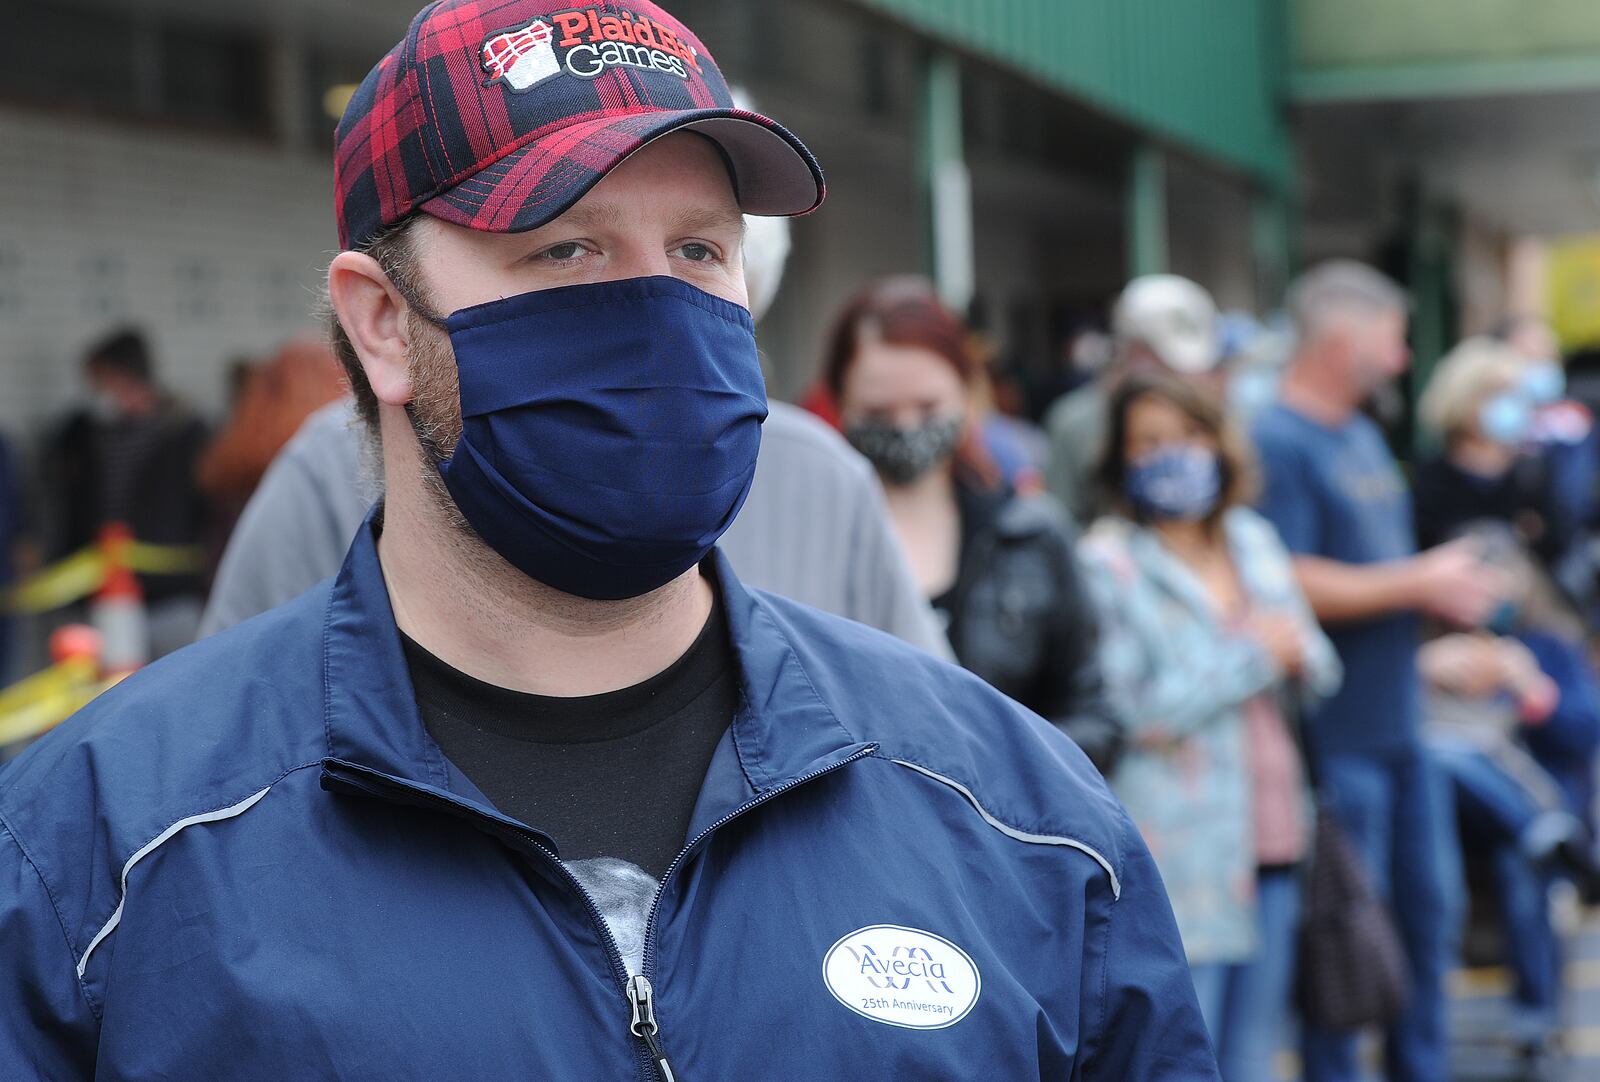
[
  {"xmin": 1250, "ymin": 184, "xmax": 1295, "ymax": 311},
  {"xmin": 1406, "ymin": 189, "xmax": 1458, "ymax": 457},
  {"xmin": 921, "ymin": 49, "xmax": 973, "ymax": 312},
  {"xmin": 1127, "ymin": 143, "xmax": 1168, "ymax": 278}
]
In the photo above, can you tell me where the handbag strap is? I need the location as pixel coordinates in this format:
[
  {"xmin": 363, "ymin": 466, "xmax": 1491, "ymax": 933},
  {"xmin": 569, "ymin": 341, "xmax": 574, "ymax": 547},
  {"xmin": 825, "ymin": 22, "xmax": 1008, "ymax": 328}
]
[
  {"xmin": 1282, "ymin": 680, "xmax": 1330, "ymax": 892},
  {"xmin": 1282, "ymin": 678, "xmax": 1324, "ymax": 794}
]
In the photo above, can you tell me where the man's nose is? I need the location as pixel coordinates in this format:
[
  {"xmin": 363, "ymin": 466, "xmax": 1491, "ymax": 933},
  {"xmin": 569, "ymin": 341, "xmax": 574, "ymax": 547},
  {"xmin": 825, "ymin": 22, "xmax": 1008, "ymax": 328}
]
[{"xmin": 606, "ymin": 245, "xmax": 673, "ymax": 282}]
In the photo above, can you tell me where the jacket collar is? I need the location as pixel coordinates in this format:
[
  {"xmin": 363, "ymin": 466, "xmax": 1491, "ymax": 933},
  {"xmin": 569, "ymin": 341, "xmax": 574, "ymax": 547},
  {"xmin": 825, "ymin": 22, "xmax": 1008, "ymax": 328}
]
[
  {"xmin": 320, "ymin": 512, "xmax": 870, "ymax": 838},
  {"xmin": 691, "ymin": 548, "xmax": 873, "ymax": 834},
  {"xmin": 321, "ymin": 509, "xmax": 455, "ymax": 791}
]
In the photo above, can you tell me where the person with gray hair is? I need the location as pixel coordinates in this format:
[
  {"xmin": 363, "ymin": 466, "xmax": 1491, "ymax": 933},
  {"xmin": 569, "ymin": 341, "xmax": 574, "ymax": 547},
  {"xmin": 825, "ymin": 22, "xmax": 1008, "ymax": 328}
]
[
  {"xmin": 1252, "ymin": 260, "xmax": 1509, "ymax": 1082},
  {"xmin": 1283, "ymin": 259, "xmax": 1408, "ymax": 345}
]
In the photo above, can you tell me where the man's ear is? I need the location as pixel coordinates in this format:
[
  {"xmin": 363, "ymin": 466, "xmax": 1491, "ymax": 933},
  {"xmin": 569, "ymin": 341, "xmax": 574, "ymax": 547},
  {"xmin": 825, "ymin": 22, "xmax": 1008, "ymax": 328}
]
[{"xmin": 328, "ymin": 252, "xmax": 415, "ymax": 406}]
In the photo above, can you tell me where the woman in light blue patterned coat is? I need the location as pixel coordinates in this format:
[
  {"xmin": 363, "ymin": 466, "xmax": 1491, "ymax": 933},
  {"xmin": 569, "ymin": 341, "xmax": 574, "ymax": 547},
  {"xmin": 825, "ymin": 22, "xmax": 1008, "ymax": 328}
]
[{"xmin": 1077, "ymin": 372, "xmax": 1341, "ymax": 1081}]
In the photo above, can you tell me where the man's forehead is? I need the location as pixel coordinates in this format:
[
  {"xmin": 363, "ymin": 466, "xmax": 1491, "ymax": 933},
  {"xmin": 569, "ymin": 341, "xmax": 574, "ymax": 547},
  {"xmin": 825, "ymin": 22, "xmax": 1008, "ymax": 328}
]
[
  {"xmin": 550, "ymin": 132, "xmax": 743, "ymax": 232},
  {"xmin": 553, "ymin": 197, "xmax": 744, "ymax": 236}
]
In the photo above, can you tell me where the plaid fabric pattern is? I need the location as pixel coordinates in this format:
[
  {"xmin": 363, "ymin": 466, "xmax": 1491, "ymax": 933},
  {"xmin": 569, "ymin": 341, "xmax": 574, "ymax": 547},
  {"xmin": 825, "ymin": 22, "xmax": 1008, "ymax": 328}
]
[{"xmin": 335, "ymin": 0, "xmax": 824, "ymax": 250}]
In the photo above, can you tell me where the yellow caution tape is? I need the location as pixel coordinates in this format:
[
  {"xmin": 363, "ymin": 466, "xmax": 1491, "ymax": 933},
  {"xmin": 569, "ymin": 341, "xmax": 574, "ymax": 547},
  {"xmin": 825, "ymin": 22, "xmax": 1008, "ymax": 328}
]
[
  {"xmin": 0, "ymin": 657, "xmax": 103, "ymax": 746},
  {"xmin": 3, "ymin": 542, "xmax": 205, "ymax": 614},
  {"xmin": 5, "ymin": 550, "xmax": 108, "ymax": 614},
  {"xmin": 124, "ymin": 542, "xmax": 205, "ymax": 576}
]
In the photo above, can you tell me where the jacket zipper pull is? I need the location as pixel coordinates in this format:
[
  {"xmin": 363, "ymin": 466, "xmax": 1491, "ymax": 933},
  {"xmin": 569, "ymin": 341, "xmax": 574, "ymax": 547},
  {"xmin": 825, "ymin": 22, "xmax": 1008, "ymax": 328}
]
[{"xmin": 627, "ymin": 974, "xmax": 678, "ymax": 1082}]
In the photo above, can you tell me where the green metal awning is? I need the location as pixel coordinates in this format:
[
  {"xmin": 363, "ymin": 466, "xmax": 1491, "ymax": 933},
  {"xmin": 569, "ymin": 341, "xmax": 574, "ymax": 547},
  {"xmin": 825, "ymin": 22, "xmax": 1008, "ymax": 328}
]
[
  {"xmin": 846, "ymin": 0, "xmax": 1292, "ymax": 184},
  {"xmin": 1292, "ymin": 0, "xmax": 1600, "ymax": 102}
]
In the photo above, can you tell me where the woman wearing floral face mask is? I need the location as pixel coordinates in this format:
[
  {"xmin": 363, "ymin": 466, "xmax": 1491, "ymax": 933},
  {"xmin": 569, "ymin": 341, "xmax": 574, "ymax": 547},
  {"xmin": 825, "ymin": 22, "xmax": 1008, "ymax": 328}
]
[
  {"xmin": 823, "ymin": 277, "xmax": 1123, "ymax": 771},
  {"xmin": 1414, "ymin": 336, "xmax": 1573, "ymax": 570},
  {"xmin": 1078, "ymin": 371, "xmax": 1341, "ymax": 1081}
]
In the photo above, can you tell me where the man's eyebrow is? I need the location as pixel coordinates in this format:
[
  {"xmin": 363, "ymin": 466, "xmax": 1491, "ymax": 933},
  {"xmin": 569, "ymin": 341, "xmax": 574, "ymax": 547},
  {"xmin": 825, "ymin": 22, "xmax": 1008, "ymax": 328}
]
[
  {"xmin": 667, "ymin": 206, "xmax": 746, "ymax": 238},
  {"xmin": 540, "ymin": 201, "xmax": 745, "ymax": 237},
  {"xmin": 544, "ymin": 200, "xmax": 630, "ymax": 233}
]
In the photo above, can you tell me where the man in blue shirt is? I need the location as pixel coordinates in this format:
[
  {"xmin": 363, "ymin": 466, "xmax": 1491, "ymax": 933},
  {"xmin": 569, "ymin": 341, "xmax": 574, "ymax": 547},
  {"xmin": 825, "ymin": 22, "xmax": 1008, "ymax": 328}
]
[
  {"xmin": 1254, "ymin": 261, "xmax": 1507, "ymax": 1082},
  {"xmin": 0, "ymin": 2, "xmax": 1213, "ymax": 1076}
]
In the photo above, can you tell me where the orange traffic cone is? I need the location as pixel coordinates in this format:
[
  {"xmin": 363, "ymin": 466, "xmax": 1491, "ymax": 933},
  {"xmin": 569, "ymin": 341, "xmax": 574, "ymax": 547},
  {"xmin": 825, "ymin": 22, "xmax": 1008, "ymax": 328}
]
[
  {"xmin": 48, "ymin": 624, "xmax": 103, "ymax": 668},
  {"xmin": 90, "ymin": 523, "xmax": 149, "ymax": 679}
]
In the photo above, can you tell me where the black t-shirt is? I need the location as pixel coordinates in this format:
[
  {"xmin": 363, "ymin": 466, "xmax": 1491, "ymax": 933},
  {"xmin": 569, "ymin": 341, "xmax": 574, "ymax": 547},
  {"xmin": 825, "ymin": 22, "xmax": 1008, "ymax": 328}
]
[{"xmin": 402, "ymin": 597, "xmax": 738, "ymax": 881}]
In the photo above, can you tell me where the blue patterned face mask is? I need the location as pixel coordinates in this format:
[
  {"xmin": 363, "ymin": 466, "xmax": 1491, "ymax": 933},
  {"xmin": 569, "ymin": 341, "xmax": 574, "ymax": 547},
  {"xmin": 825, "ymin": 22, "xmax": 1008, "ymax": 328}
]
[
  {"xmin": 429, "ymin": 275, "xmax": 768, "ymax": 601},
  {"xmin": 1519, "ymin": 362, "xmax": 1565, "ymax": 406},
  {"xmin": 1478, "ymin": 393, "xmax": 1533, "ymax": 446},
  {"xmin": 1125, "ymin": 445, "xmax": 1222, "ymax": 522}
]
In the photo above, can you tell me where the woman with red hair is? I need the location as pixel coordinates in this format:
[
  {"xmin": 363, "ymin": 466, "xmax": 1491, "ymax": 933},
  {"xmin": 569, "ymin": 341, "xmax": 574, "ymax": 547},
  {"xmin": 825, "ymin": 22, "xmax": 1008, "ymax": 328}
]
[{"xmin": 823, "ymin": 278, "xmax": 1120, "ymax": 770}]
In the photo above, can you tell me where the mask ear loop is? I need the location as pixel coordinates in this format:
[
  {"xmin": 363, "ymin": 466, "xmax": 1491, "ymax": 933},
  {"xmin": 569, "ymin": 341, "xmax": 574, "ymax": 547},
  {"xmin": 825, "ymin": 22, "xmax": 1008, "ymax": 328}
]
[
  {"xmin": 376, "ymin": 253, "xmax": 450, "ymax": 330},
  {"xmin": 373, "ymin": 253, "xmax": 456, "ymax": 465}
]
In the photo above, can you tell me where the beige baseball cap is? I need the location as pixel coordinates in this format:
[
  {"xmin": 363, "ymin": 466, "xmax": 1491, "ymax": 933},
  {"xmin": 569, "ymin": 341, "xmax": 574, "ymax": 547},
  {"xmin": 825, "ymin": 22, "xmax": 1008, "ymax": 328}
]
[{"xmin": 1112, "ymin": 275, "xmax": 1221, "ymax": 374}]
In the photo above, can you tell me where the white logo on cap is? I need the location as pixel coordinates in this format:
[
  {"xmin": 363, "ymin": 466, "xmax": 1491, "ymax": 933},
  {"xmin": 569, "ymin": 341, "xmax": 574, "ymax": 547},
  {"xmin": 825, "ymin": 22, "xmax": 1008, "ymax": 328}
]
[
  {"xmin": 822, "ymin": 924, "xmax": 981, "ymax": 1030},
  {"xmin": 483, "ymin": 9, "xmax": 699, "ymax": 93},
  {"xmin": 482, "ymin": 20, "xmax": 561, "ymax": 92}
]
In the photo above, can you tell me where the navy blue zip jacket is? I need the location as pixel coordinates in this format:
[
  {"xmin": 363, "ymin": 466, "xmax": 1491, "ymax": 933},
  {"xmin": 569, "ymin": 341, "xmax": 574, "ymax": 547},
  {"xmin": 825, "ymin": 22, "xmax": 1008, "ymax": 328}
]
[{"xmin": 1, "ymin": 519, "xmax": 1217, "ymax": 1079}]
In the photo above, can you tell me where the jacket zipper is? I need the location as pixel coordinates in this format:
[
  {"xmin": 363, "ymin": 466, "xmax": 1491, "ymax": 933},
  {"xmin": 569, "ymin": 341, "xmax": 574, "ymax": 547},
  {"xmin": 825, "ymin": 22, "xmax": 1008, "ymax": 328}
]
[
  {"xmin": 326, "ymin": 742, "xmax": 877, "ymax": 1082},
  {"xmin": 626, "ymin": 744, "xmax": 877, "ymax": 1080},
  {"xmin": 627, "ymin": 975, "xmax": 677, "ymax": 1082}
]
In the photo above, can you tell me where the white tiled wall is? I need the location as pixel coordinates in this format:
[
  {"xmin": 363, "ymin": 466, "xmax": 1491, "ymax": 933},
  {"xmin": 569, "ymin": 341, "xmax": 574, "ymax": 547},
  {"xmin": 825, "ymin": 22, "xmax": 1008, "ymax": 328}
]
[
  {"xmin": 0, "ymin": 108, "xmax": 336, "ymax": 443},
  {"xmin": 0, "ymin": 88, "xmax": 1167, "ymax": 454}
]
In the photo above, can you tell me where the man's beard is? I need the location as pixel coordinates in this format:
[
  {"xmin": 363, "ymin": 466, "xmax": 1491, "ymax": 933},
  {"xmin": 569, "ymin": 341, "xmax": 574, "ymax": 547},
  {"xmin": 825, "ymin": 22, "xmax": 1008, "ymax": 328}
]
[
  {"xmin": 403, "ymin": 311, "xmax": 473, "ymax": 535},
  {"xmin": 396, "ymin": 309, "xmax": 667, "ymax": 616}
]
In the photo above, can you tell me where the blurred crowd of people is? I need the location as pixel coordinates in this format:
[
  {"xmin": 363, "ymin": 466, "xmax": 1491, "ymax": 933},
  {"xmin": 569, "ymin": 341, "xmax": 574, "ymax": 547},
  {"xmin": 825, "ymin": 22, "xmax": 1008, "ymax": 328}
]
[
  {"xmin": 0, "ymin": 329, "xmax": 346, "ymax": 670},
  {"xmin": 3, "ymin": 238, "xmax": 1599, "ymax": 1080},
  {"xmin": 812, "ymin": 261, "xmax": 1600, "ymax": 1080}
]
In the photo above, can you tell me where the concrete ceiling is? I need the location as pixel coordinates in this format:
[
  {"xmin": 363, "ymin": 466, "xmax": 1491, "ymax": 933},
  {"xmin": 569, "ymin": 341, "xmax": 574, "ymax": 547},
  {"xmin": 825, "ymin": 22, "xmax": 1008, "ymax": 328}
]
[
  {"xmin": 61, "ymin": 0, "xmax": 421, "ymax": 50},
  {"xmin": 1299, "ymin": 87, "xmax": 1600, "ymax": 241}
]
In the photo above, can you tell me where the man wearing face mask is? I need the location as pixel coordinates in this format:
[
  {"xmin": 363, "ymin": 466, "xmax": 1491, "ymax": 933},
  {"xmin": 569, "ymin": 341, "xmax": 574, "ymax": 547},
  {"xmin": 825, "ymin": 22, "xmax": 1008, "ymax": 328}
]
[
  {"xmin": 197, "ymin": 139, "xmax": 951, "ymax": 663},
  {"xmin": 0, "ymin": 2, "xmax": 1214, "ymax": 1077},
  {"xmin": 1252, "ymin": 262, "xmax": 1508, "ymax": 1082}
]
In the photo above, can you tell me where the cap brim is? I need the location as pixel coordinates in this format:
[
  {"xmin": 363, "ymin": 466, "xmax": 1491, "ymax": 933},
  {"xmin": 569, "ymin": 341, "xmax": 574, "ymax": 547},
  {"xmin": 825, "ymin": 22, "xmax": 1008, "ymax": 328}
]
[
  {"xmin": 1155, "ymin": 334, "xmax": 1221, "ymax": 374},
  {"xmin": 419, "ymin": 108, "xmax": 824, "ymax": 236}
]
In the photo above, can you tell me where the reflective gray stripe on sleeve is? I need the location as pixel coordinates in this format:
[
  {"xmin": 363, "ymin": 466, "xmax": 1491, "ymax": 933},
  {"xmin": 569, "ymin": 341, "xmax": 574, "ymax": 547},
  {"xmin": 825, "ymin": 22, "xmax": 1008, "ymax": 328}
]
[
  {"xmin": 76, "ymin": 786, "xmax": 273, "ymax": 979},
  {"xmin": 889, "ymin": 759, "xmax": 1121, "ymax": 899}
]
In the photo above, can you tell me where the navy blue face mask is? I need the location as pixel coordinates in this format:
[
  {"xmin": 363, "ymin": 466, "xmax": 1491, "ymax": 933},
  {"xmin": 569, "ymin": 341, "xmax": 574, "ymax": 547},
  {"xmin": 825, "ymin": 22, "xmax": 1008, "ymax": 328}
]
[{"xmin": 428, "ymin": 275, "xmax": 767, "ymax": 601}]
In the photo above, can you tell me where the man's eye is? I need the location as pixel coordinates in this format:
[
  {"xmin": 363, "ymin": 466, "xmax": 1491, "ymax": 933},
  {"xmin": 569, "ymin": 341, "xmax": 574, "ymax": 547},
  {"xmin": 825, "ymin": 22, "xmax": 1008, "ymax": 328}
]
[
  {"xmin": 539, "ymin": 242, "xmax": 585, "ymax": 262},
  {"xmin": 676, "ymin": 242, "xmax": 717, "ymax": 263}
]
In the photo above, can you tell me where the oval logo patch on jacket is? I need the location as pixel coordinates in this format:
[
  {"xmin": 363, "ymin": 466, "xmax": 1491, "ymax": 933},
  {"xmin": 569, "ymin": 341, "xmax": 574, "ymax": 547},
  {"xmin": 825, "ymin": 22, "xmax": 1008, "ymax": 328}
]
[{"xmin": 822, "ymin": 925, "xmax": 981, "ymax": 1029}]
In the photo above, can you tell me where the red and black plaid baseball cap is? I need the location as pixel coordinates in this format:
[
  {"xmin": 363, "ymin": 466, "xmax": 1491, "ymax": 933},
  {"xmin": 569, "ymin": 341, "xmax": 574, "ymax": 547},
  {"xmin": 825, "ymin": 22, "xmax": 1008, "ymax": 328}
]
[{"xmin": 334, "ymin": 0, "xmax": 825, "ymax": 251}]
